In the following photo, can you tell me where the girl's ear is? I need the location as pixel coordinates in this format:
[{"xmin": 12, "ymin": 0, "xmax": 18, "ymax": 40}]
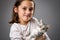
[{"xmin": 14, "ymin": 6, "xmax": 18, "ymax": 13}]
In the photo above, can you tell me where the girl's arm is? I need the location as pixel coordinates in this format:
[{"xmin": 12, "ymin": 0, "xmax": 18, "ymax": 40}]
[
  {"xmin": 10, "ymin": 38, "xmax": 22, "ymax": 40},
  {"xmin": 35, "ymin": 35, "xmax": 46, "ymax": 40},
  {"xmin": 35, "ymin": 32, "xmax": 51, "ymax": 40},
  {"xmin": 44, "ymin": 32, "xmax": 51, "ymax": 40}
]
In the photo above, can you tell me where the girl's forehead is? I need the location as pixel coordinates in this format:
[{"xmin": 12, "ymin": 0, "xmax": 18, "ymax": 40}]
[{"xmin": 20, "ymin": 1, "xmax": 34, "ymax": 7}]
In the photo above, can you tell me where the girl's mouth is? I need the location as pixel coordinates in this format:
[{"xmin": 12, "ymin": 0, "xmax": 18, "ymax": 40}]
[{"xmin": 24, "ymin": 14, "xmax": 31, "ymax": 17}]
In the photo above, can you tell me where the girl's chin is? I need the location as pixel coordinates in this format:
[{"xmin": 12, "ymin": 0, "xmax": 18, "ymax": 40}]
[{"xmin": 23, "ymin": 17, "xmax": 31, "ymax": 22}]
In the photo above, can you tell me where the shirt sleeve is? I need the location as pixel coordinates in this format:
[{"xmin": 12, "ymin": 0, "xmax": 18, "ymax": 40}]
[
  {"xmin": 44, "ymin": 32, "xmax": 51, "ymax": 40},
  {"xmin": 9, "ymin": 23, "xmax": 23, "ymax": 40}
]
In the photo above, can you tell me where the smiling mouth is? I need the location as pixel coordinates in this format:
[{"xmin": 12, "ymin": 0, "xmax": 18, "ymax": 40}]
[{"xmin": 24, "ymin": 15, "xmax": 31, "ymax": 17}]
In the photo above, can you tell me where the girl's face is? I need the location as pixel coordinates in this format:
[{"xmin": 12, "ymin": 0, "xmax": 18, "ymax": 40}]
[{"xmin": 14, "ymin": 1, "xmax": 34, "ymax": 23}]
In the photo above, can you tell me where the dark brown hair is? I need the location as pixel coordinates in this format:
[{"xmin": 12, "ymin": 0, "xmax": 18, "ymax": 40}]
[{"xmin": 9, "ymin": 0, "xmax": 35, "ymax": 24}]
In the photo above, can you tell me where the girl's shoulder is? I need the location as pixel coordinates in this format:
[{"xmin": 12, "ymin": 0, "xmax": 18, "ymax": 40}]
[
  {"xmin": 31, "ymin": 17, "xmax": 40, "ymax": 26},
  {"xmin": 31, "ymin": 17, "xmax": 43, "ymax": 27},
  {"xmin": 10, "ymin": 23, "xmax": 19, "ymax": 31},
  {"xmin": 11, "ymin": 23, "xmax": 18, "ymax": 27},
  {"xmin": 31, "ymin": 17, "xmax": 39, "ymax": 24}
]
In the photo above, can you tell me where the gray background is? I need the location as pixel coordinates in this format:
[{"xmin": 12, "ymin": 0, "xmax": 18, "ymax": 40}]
[{"xmin": 0, "ymin": 0, "xmax": 60, "ymax": 40}]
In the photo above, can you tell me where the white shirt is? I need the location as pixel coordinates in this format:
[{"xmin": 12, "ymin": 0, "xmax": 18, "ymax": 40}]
[{"xmin": 9, "ymin": 17, "xmax": 51, "ymax": 40}]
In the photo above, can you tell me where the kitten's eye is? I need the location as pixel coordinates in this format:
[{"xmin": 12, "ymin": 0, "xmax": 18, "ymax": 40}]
[{"xmin": 23, "ymin": 7, "xmax": 26, "ymax": 10}]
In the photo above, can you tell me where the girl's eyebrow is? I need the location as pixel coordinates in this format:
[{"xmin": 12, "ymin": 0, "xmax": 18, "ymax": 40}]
[{"xmin": 22, "ymin": 6, "xmax": 34, "ymax": 8}]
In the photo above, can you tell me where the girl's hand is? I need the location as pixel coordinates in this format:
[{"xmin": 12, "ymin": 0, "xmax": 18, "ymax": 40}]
[{"xmin": 35, "ymin": 34, "xmax": 46, "ymax": 40}]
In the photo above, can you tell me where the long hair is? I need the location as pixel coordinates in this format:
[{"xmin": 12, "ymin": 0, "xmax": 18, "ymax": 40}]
[{"xmin": 9, "ymin": 0, "xmax": 35, "ymax": 24}]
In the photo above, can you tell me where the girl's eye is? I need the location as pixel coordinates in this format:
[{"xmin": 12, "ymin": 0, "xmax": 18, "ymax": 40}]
[
  {"xmin": 23, "ymin": 7, "xmax": 26, "ymax": 10},
  {"xmin": 29, "ymin": 7, "xmax": 33, "ymax": 11}
]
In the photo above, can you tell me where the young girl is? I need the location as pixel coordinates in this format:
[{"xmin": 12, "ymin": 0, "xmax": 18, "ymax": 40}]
[{"xmin": 9, "ymin": 0, "xmax": 51, "ymax": 40}]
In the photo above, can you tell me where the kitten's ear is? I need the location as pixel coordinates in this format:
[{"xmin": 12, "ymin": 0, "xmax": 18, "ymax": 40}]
[{"xmin": 39, "ymin": 19, "xmax": 43, "ymax": 26}]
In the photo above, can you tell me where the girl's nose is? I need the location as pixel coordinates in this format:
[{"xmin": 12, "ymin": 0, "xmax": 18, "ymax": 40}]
[{"xmin": 26, "ymin": 9, "xmax": 31, "ymax": 14}]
